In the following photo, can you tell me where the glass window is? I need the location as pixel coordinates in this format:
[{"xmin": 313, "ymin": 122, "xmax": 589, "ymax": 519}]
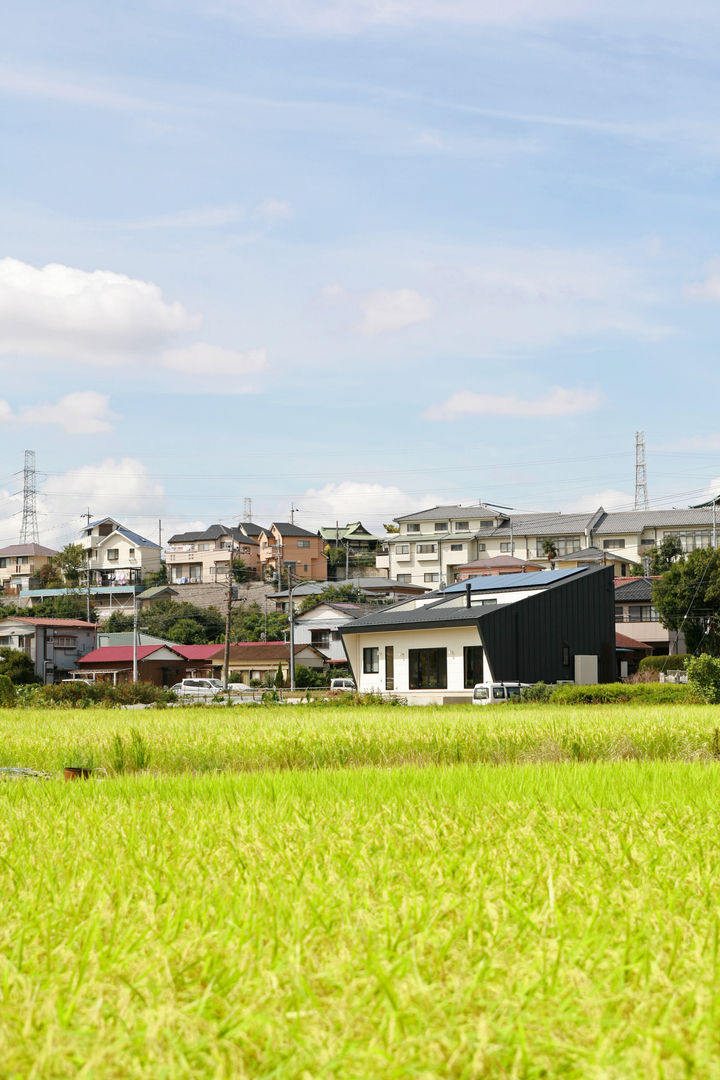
[
  {"xmin": 492, "ymin": 686, "xmax": 506, "ymax": 699},
  {"xmin": 603, "ymin": 538, "xmax": 625, "ymax": 549},
  {"xmin": 311, "ymin": 630, "xmax": 330, "ymax": 648},
  {"xmin": 464, "ymin": 645, "xmax": 483, "ymax": 688},
  {"xmin": 297, "ymin": 539, "xmax": 311, "ymax": 548},
  {"xmin": 434, "ymin": 523, "xmax": 448, "ymax": 532},
  {"xmin": 473, "ymin": 686, "xmax": 489, "ymax": 700},
  {"xmin": 397, "ymin": 574, "xmax": 411, "ymax": 583},
  {"xmin": 363, "ymin": 647, "xmax": 379, "ymax": 673},
  {"xmin": 424, "ymin": 572, "xmax": 439, "ymax": 582},
  {"xmin": 535, "ymin": 536, "xmax": 582, "ymax": 557},
  {"xmin": 615, "ymin": 606, "xmax": 625, "ymax": 622},
  {"xmin": 406, "ymin": 524, "xmax": 420, "ymax": 533},
  {"xmin": 385, "ymin": 646, "xmax": 394, "ymax": 691},
  {"xmin": 396, "ymin": 544, "xmax": 409, "ymax": 554},
  {"xmin": 480, "ymin": 519, "xmax": 493, "ymax": 527},
  {"xmin": 455, "ymin": 521, "xmax": 469, "ymax": 531},
  {"xmin": 107, "ymin": 549, "xmax": 119, "ymax": 561},
  {"xmin": 416, "ymin": 543, "xmax": 437, "ymax": 554},
  {"xmin": 409, "ymin": 648, "xmax": 447, "ymax": 689},
  {"xmin": 450, "ymin": 544, "xmax": 463, "ymax": 551},
  {"xmin": 500, "ymin": 542, "xmax": 511, "ymax": 553},
  {"xmin": 477, "ymin": 543, "xmax": 486, "ymax": 552},
  {"xmin": 0, "ymin": 559, "xmax": 7, "ymax": 568}
]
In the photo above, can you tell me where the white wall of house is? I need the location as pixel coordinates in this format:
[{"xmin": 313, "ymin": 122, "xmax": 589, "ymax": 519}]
[
  {"xmin": 83, "ymin": 526, "xmax": 161, "ymax": 583},
  {"xmin": 342, "ymin": 625, "xmax": 489, "ymax": 702},
  {"xmin": 293, "ymin": 605, "xmax": 357, "ymax": 663}
]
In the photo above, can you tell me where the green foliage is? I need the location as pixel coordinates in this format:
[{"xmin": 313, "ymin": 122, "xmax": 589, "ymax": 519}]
[
  {"xmin": 298, "ymin": 584, "xmax": 363, "ymax": 614},
  {"xmin": 294, "ymin": 664, "xmax": 330, "ymax": 688},
  {"xmin": 141, "ymin": 600, "xmax": 224, "ymax": 644},
  {"xmin": 383, "ymin": 523, "xmax": 400, "ymax": 533},
  {"xmin": 231, "ymin": 558, "xmax": 251, "ymax": 583},
  {"xmin": 540, "ymin": 538, "xmax": 558, "ymax": 562},
  {"xmin": 17, "ymin": 680, "xmax": 173, "ymax": 708},
  {"xmin": 687, "ymin": 654, "xmax": 720, "ymax": 703},
  {"xmin": 166, "ymin": 618, "xmax": 206, "ymax": 644},
  {"xmin": 228, "ymin": 602, "xmax": 288, "ymax": 642},
  {"xmin": 549, "ymin": 682, "xmax": 698, "ymax": 704},
  {"xmin": 105, "ymin": 611, "xmax": 134, "ymax": 633},
  {"xmin": 274, "ymin": 662, "xmax": 284, "ymax": 687},
  {"xmin": 0, "ymin": 647, "xmax": 39, "ymax": 684},
  {"xmin": 638, "ymin": 654, "xmax": 690, "ymax": 672},
  {"xmin": 3, "ymin": 592, "xmax": 97, "ymax": 622},
  {"xmin": 652, "ymin": 548, "xmax": 720, "ymax": 654},
  {"xmin": 142, "ymin": 563, "xmax": 168, "ymax": 586},
  {"xmin": 520, "ymin": 681, "xmax": 552, "ymax": 702},
  {"xmin": 0, "ymin": 673, "xmax": 16, "ymax": 704},
  {"xmin": 40, "ymin": 543, "xmax": 85, "ymax": 587},
  {"xmin": 639, "ymin": 536, "xmax": 685, "ymax": 575}
]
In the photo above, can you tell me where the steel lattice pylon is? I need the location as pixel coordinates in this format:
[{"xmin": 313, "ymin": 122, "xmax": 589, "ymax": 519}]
[
  {"xmin": 19, "ymin": 449, "xmax": 40, "ymax": 545},
  {"xmin": 634, "ymin": 431, "xmax": 649, "ymax": 511}
]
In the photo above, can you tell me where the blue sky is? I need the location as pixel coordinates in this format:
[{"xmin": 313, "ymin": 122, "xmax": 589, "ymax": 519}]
[{"xmin": 2, "ymin": 0, "xmax": 720, "ymax": 547}]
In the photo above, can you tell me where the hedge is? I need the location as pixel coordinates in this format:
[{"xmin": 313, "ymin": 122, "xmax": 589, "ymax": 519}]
[
  {"xmin": 548, "ymin": 682, "xmax": 700, "ymax": 704},
  {"xmin": 638, "ymin": 654, "xmax": 690, "ymax": 673}
]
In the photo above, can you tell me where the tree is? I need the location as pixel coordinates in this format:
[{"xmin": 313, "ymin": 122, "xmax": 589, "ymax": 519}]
[
  {"xmin": 298, "ymin": 584, "xmax": 363, "ymax": 614},
  {"xmin": 652, "ymin": 547, "xmax": 720, "ymax": 655},
  {"xmin": 51, "ymin": 543, "xmax": 85, "ymax": 586},
  {"xmin": 0, "ymin": 647, "xmax": 39, "ymax": 684},
  {"xmin": 228, "ymin": 602, "xmax": 288, "ymax": 642},
  {"xmin": 232, "ymin": 558, "xmax": 251, "ymax": 584},
  {"xmin": 541, "ymin": 538, "xmax": 558, "ymax": 568},
  {"xmin": 105, "ymin": 611, "xmax": 134, "ymax": 633},
  {"xmin": 141, "ymin": 600, "xmax": 224, "ymax": 643},
  {"xmin": 383, "ymin": 523, "xmax": 400, "ymax": 533},
  {"xmin": 166, "ymin": 618, "xmax": 206, "ymax": 644},
  {"xmin": 274, "ymin": 662, "xmax": 284, "ymax": 687},
  {"xmin": 687, "ymin": 653, "xmax": 720, "ymax": 703},
  {"xmin": 643, "ymin": 536, "xmax": 684, "ymax": 575}
]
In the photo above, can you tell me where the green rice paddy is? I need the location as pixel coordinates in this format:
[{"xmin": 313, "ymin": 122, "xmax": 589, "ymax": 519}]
[{"xmin": 2, "ymin": 706, "xmax": 720, "ymax": 1077}]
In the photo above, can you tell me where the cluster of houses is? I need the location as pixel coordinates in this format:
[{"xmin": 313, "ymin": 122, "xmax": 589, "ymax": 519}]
[{"xmin": 0, "ymin": 498, "xmax": 712, "ymax": 693}]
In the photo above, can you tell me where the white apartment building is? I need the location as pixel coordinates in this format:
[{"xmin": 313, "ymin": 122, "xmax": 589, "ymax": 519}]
[
  {"xmin": 81, "ymin": 518, "xmax": 162, "ymax": 586},
  {"xmin": 381, "ymin": 503, "xmax": 720, "ymax": 587}
]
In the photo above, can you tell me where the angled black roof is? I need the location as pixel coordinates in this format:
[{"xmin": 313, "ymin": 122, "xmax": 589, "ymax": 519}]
[
  {"xmin": 271, "ymin": 522, "xmax": 320, "ymax": 538},
  {"xmin": 614, "ymin": 578, "xmax": 653, "ymax": 602}
]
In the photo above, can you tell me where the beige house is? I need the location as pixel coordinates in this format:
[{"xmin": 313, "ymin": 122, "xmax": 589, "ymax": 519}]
[
  {"xmin": 614, "ymin": 576, "xmax": 685, "ymax": 655},
  {"xmin": 208, "ymin": 641, "xmax": 327, "ymax": 682},
  {"xmin": 0, "ymin": 543, "xmax": 57, "ymax": 594},
  {"xmin": 165, "ymin": 524, "xmax": 261, "ymax": 585},
  {"xmin": 382, "ymin": 503, "xmax": 720, "ymax": 586}
]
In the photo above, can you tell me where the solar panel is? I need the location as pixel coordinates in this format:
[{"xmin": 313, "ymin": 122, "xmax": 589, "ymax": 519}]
[{"xmin": 443, "ymin": 567, "xmax": 587, "ymax": 593}]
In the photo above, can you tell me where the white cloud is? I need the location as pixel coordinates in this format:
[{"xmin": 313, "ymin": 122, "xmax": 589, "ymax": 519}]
[
  {"xmin": 424, "ymin": 386, "xmax": 604, "ymax": 421},
  {"xmin": 0, "ymin": 392, "xmax": 118, "ymax": 435},
  {"xmin": 161, "ymin": 343, "xmax": 268, "ymax": 378},
  {"xmin": 289, "ymin": 481, "xmax": 440, "ymax": 534},
  {"xmin": 359, "ymin": 288, "xmax": 433, "ymax": 335},
  {"xmin": 559, "ymin": 489, "xmax": 635, "ymax": 514},
  {"xmin": 256, "ymin": 199, "xmax": 293, "ymax": 221},
  {"xmin": 0, "ymin": 257, "xmax": 200, "ymax": 364},
  {"xmin": 0, "ymin": 458, "xmax": 166, "ymax": 551},
  {"xmin": 686, "ymin": 262, "xmax": 720, "ymax": 301},
  {"xmin": 322, "ymin": 283, "xmax": 346, "ymax": 300}
]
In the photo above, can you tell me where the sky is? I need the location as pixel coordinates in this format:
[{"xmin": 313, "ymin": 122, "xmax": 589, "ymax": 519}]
[{"xmin": 3, "ymin": 0, "xmax": 720, "ymax": 550}]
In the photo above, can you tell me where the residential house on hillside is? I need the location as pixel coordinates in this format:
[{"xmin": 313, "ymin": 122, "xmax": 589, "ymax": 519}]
[
  {"xmin": 0, "ymin": 543, "xmax": 57, "ymax": 594},
  {"xmin": 341, "ymin": 565, "xmax": 616, "ymax": 703},
  {"xmin": 293, "ymin": 601, "xmax": 373, "ymax": 665},
  {"xmin": 613, "ymin": 576, "xmax": 685, "ymax": 655},
  {"xmin": 19, "ymin": 584, "xmax": 141, "ymax": 624},
  {"xmin": 81, "ymin": 518, "xmax": 161, "ymax": 586},
  {"xmin": 318, "ymin": 522, "xmax": 382, "ymax": 579},
  {"xmin": 382, "ymin": 503, "xmax": 720, "ymax": 586},
  {"xmin": 259, "ymin": 524, "xmax": 327, "ymax": 582},
  {"xmin": 0, "ymin": 616, "xmax": 96, "ymax": 683},
  {"xmin": 165, "ymin": 524, "xmax": 261, "ymax": 584}
]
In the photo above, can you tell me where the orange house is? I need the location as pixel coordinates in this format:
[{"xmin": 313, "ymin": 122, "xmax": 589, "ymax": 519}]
[{"xmin": 259, "ymin": 523, "xmax": 327, "ymax": 582}]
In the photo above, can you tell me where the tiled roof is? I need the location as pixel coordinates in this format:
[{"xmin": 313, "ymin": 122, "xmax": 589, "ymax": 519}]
[
  {"xmin": 270, "ymin": 522, "xmax": 321, "ymax": 538},
  {"xmin": 79, "ymin": 645, "xmax": 179, "ymax": 664},
  {"xmin": 616, "ymin": 631, "xmax": 651, "ymax": 650},
  {"xmin": 614, "ymin": 578, "xmax": 654, "ymax": 601},
  {"xmin": 456, "ymin": 555, "xmax": 535, "ymax": 569},
  {"xmin": 0, "ymin": 543, "xmax": 57, "ymax": 557},
  {"xmin": 224, "ymin": 642, "xmax": 320, "ymax": 661},
  {"xmin": 172, "ymin": 645, "xmax": 224, "ymax": 660},
  {"xmin": 594, "ymin": 509, "xmax": 716, "ymax": 534},
  {"xmin": 167, "ymin": 524, "xmax": 258, "ymax": 546},
  {"xmin": 395, "ymin": 504, "xmax": 499, "ymax": 523}
]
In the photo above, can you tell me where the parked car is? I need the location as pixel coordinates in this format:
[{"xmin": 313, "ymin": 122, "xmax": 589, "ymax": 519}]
[
  {"xmin": 472, "ymin": 682, "xmax": 523, "ymax": 705},
  {"xmin": 170, "ymin": 678, "xmax": 226, "ymax": 698},
  {"xmin": 330, "ymin": 677, "xmax": 356, "ymax": 692}
]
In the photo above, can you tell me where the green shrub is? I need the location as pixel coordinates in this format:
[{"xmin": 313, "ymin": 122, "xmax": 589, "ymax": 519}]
[
  {"xmin": 687, "ymin": 654, "xmax": 720, "ymax": 704},
  {"xmin": 0, "ymin": 673, "xmax": 16, "ymax": 705},
  {"xmin": 521, "ymin": 681, "xmax": 552, "ymax": 703},
  {"xmin": 638, "ymin": 655, "xmax": 690, "ymax": 673},
  {"xmin": 549, "ymin": 682, "xmax": 699, "ymax": 704}
]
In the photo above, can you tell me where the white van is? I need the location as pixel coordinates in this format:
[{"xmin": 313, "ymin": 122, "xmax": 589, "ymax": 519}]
[
  {"xmin": 330, "ymin": 677, "xmax": 356, "ymax": 692},
  {"xmin": 472, "ymin": 682, "xmax": 522, "ymax": 705}
]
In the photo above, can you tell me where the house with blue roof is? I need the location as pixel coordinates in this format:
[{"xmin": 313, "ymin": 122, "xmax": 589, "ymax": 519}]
[
  {"xmin": 80, "ymin": 517, "xmax": 161, "ymax": 587},
  {"xmin": 340, "ymin": 565, "xmax": 616, "ymax": 703}
]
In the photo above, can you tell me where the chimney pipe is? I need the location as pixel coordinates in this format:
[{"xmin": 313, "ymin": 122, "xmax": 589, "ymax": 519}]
[{"xmin": 465, "ymin": 582, "xmax": 472, "ymax": 608}]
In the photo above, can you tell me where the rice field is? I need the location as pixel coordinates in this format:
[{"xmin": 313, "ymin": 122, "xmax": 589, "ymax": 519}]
[
  {"xmin": 3, "ymin": 707, "xmax": 720, "ymax": 1077},
  {"xmin": 0, "ymin": 702, "xmax": 720, "ymax": 775}
]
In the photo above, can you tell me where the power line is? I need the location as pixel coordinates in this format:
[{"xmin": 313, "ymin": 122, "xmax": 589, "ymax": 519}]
[{"xmin": 19, "ymin": 450, "xmax": 40, "ymax": 546}]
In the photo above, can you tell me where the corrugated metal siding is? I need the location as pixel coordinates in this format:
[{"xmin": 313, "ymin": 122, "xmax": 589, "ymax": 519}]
[{"xmin": 481, "ymin": 565, "xmax": 616, "ymax": 684}]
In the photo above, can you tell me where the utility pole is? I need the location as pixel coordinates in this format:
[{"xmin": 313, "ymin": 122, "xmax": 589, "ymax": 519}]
[
  {"xmin": 290, "ymin": 504, "xmax": 302, "ymax": 524},
  {"xmin": 132, "ymin": 588, "xmax": 139, "ymax": 683},
  {"xmin": 288, "ymin": 567, "xmax": 296, "ymax": 691},
  {"xmin": 82, "ymin": 509, "xmax": 93, "ymax": 624},
  {"xmin": 222, "ymin": 535, "xmax": 235, "ymax": 690}
]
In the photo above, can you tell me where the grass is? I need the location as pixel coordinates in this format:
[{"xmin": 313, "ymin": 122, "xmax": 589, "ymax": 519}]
[
  {"xmin": 2, "ymin": 762, "xmax": 720, "ymax": 1077},
  {"xmin": 1, "ymin": 702, "xmax": 720, "ymax": 775}
]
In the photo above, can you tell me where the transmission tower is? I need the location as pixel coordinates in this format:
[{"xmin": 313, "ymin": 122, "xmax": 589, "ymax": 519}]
[
  {"xmin": 19, "ymin": 449, "xmax": 40, "ymax": 545},
  {"xmin": 634, "ymin": 431, "xmax": 648, "ymax": 511},
  {"xmin": 242, "ymin": 497, "xmax": 253, "ymax": 522}
]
